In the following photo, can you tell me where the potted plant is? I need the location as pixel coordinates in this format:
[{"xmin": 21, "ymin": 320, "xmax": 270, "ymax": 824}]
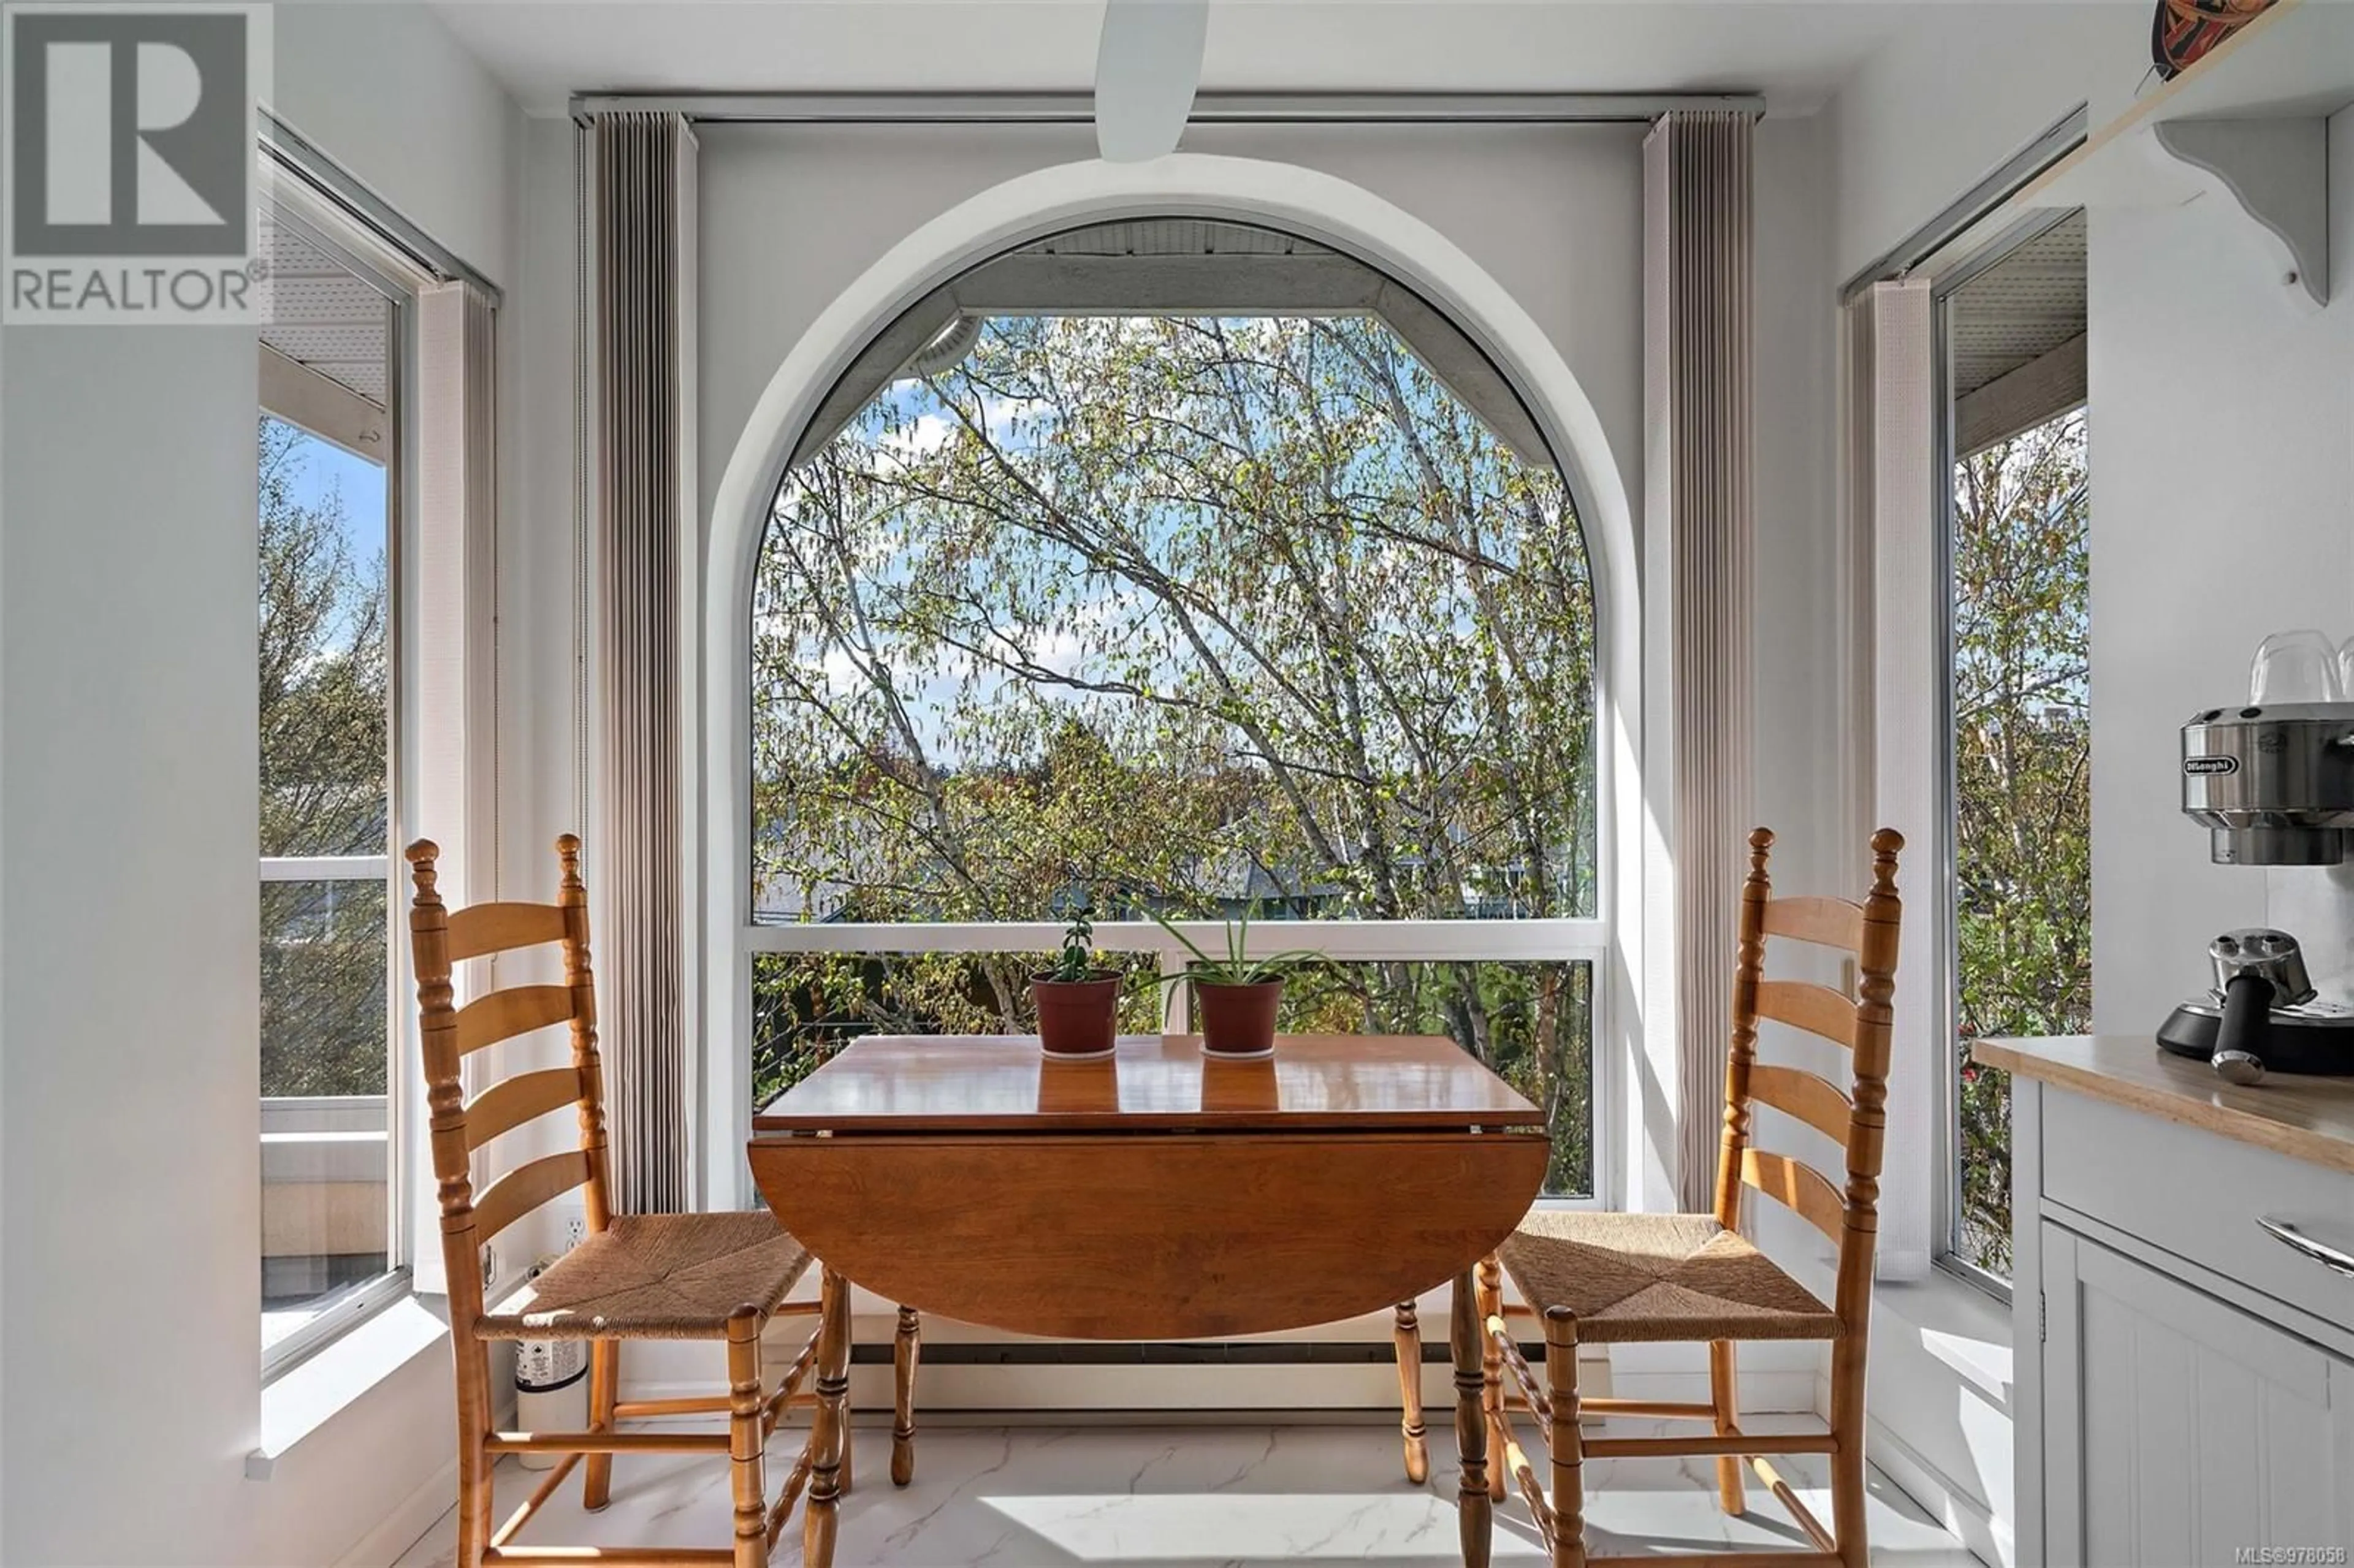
[
  {"xmin": 1148, "ymin": 905, "xmax": 1317, "ymax": 1059},
  {"xmin": 1031, "ymin": 903, "xmax": 1122, "ymax": 1059}
]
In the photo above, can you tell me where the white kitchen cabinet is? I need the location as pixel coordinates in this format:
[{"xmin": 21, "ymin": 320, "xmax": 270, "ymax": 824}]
[
  {"xmin": 2040, "ymin": 1225, "xmax": 2354, "ymax": 1564},
  {"xmin": 1974, "ymin": 1037, "xmax": 2354, "ymax": 1568}
]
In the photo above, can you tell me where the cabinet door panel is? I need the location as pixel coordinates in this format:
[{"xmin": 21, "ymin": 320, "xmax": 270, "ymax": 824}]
[{"xmin": 2046, "ymin": 1227, "xmax": 2354, "ymax": 1564}]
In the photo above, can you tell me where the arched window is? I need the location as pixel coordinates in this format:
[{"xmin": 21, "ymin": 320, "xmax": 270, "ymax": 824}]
[{"xmin": 746, "ymin": 220, "xmax": 1605, "ymax": 1193}]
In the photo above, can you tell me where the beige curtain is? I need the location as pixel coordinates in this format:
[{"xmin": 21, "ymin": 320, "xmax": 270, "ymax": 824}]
[
  {"xmin": 1644, "ymin": 110, "xmax": 1756, "ymax": 1212},
  {"xmin": 586, "ymin": 112, "xmax": 697, "ymax": 1215}
]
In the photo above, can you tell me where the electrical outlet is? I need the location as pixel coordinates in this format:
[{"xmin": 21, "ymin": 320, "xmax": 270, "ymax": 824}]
[
  {"xmin": 482, "ymin": 1243, "xmax": 501, "ymax": 1290},
  {"xmin": 562, "ymin": 1208, "xmax": 587, "ymax": 1253}
]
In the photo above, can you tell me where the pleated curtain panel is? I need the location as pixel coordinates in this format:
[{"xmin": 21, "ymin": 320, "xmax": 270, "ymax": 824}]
[
  {"xmin": 1643, "ymin": 110, "xmax": 1758, "ymax": 1213},
  {"xmin": 1849, "ymin": 277, "xmax": 1938, "ymax": 1278},
  {"xmin": 586, "ymin": 111, "xmax": 697, "ymax": 1216}
]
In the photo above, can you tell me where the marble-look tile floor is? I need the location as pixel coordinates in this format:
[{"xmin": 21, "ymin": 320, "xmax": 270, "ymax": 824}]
[{"xmin": 392, "ymin": 1421, "xmax": 1983, "ymax": 1567}]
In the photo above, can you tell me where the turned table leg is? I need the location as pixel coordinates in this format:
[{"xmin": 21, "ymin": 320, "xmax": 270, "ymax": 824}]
[
  {"xmin": 802, "ymin": 1267, "xmax": 851, "ymax": 1568},
  {"xmin": 1452, "ymin": 1265, "xmax": 1493, "ymax": 1568}
]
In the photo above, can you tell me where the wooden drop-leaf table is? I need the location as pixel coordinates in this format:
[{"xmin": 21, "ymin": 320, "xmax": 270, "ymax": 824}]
[{"xmin": 748, "ymin": 1031, "xmax": 1550, "ymax": 1567}]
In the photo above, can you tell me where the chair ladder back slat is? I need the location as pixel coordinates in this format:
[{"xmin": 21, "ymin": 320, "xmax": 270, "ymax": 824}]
[
  {"xmin": 1753, "ymin": 980, "xmax": 1860, "ymax": 1049},
  {"xmin": 1739, "ymin": 1147, "xmax": 1846, "ymax": 1245},
  {"xmin": 465, "ymin": 1066, "xmax": 590, "ymax": 1152},
  {"xmin": 1758, "ymin": 895, "xmax": 1865, "ymax": 953},
  {"xmin": 454, "ymin": 984, "xmax": 577, "ymax": 1056},
  {"xmin": 446, "ymin": 900, "xmax": 568, "ymax": 963},
  {"xmin": 471, "ymin": 1149, "xmax": 595, "ymax": 1246},
  {"xmin": 1745, "ymin": 1062, "xmax": 1853, "ymax": 1147}
]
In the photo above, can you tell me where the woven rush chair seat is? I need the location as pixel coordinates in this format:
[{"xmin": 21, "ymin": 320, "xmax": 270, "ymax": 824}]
[
  {"xmin": 479, "ymin": 1212, "xmax": 813, "ymax": 1342},
  {"xmin": 1498, "ymin": 1211, "xmax": 1839, "ymax": 1345}
]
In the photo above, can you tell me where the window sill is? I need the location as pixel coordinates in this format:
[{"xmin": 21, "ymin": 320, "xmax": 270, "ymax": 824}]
[
  {"xmin": 1875, "ymin": 1265, "xmax": 2016, "ymax": 1409},
  {"xmin": 249, "ymin": 1294, "xmax": 449, "ymax": 1479}
]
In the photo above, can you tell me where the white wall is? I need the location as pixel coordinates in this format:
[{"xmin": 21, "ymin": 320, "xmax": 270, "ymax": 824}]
[
  {"xmin": 2090, "ymin": 110, "xmax": 2354, "ymax": 1029},
  {"xmin": 0, "ymin": 7, "xmax": 527, "ymax": 1562},
  {"xmin": 694, "ymin": 121, "xmax": 1648, "ymax": 546}
]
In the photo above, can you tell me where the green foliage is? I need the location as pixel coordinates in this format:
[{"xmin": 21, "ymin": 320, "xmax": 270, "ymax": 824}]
[
  {"xmin": 1951, "ymin": 411, "xmax": 2092, "ymax": 1276},
  {"xmin": 750, "ymin": 314, "xmax": 1599, "ymax": 1189},
  {"xmin": 1147, "ymin": 904, "xmax": 1320, "ymax": 987},
  {"xmin": 1050, "ymin": 902, "xmax": 1098, "ymax": 983},
  {"xmin": 259, "ymin": 416, "xmax": 390, "ymax": 1098}
]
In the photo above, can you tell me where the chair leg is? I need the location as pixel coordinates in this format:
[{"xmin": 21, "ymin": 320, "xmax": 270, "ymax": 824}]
[
  {"xmin": 1392, "ymin": 1301, "xmax": 1430, "ymax": 1484},
  {"xmin": 1477, "ymin": 1257, "xmax": 1509, "ymax": 1504},
  {"xmin": 892, "ymin": 1304, "xmax": 921, "ymax": 1486},
  {"xmin": 1544, "ymin": 1308, "xmax": 1587, "ymax": 1568},
  {"xmin": 1829, "ymin": 1334, "xmax": 1870, "ymax": 1568},
  {"xmin": 1709, "ymin": 1338, "xmax": 1746, "ymax": 1517},
  {"xmin": 726, "ymin": 1308, "xmax": 769, "ymax": 1568},
  {"xmin": 454, "ymin": 1342, "xmax": 496, "ymax": 1568},
  {"xmin": 1451, "ymin": 1265, "xmax": 1494, "ymax": 1568},
  {"xmin": 802, "ymin": 1266, "xmax": 852, "ymax": 1568},
  {"xmin": 582, "ymin": 1338, "xmax": 619, "ymax": 1511}
]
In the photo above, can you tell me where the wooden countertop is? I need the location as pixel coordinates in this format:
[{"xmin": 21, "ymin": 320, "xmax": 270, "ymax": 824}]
[
  {"xmin": 752, "ymin": 1032, "xmax": 1547, "ymax": 1134},
  {"xmin": 1971, "ymin": 1034, "xmax": 2354, "ymax": 1177}
]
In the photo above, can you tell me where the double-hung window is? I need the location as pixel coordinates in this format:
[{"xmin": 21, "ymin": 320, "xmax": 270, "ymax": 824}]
[{"xmin": 746, "ymin": 257, "xmax": 1609, "ymax": 1198}]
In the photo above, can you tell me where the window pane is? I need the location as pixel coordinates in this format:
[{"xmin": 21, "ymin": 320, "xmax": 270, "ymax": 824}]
[
  {"xmin": 260, "ymin": 405, "xmax": 394, "ymax": 1360},
  {"xmin": 260, "ymin": 876, "xmax": 389, "ymax": 1352},
  {"xmin": 751, "ymin": 314, "xmax": 1599, "ymax": 929},
  {"xmin": 751, "ymin": 954, "xmax": 1591, "ymax": 1196},
  {"xmin": 261, "ymin": 416, "xmax": 389, "ymax": 858},
  {"xmin": 1950, "ymin": 409, "xmax": 2090, "ymax": 1278}
]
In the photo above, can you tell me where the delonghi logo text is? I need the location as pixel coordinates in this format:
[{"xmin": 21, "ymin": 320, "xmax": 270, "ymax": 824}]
[
  {"xmin": 2184, "ymin": 756, "xmax": 2242, "ymax": 777},
  {"xmin": 2, "ymin": 4, "xmax": 270, "ymax": 322}
]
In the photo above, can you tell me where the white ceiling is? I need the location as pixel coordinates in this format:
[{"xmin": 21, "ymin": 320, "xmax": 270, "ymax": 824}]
[{"xmin": 426, "ymin": 1, "xmax": 1921, "ymax": 117}]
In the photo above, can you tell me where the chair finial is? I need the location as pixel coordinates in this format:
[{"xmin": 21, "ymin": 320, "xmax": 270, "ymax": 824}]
[
  {"xmin": 406, "ymin": 840, "xmax": 443, "ymax": 907},
  {"xmin": 1870, "ymin": 828, "xmax": 1905, "ymax": 895},
  {"xmin": 557, "ymin": 833, "xmax": 584, "ymax": 892}
]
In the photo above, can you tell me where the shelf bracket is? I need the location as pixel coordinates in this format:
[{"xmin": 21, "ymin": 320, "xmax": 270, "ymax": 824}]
[{"xmin": 2150, "ymin": 116, "xmax": 2331, "ymax": 309}]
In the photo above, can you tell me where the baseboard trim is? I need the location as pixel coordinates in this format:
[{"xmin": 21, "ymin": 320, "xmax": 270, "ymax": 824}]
[
  {"xmin": 1821, "ymin": 1371, "xmax": 2005, "ymax": 1568},
  {"xmin": 337, "ymin": 1454, "xmax": 459, "ymax": 1568}
]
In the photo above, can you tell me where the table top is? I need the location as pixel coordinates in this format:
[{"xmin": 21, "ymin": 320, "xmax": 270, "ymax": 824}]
[
  {"xmin": 1971, "ymin": 1033, "xmax": 2354, "ymax": 1177},
  {"xmin": 751, "ymin": 1032, "xmax": 1547, "ymax": 1135}
]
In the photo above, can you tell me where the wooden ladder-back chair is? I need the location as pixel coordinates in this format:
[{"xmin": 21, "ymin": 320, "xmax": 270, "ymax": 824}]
[
  {"xmin": 407, "ymin": 835, "xmax": 921, "ymax": 1568},
  {"xmin": 1479, "ymin": 826, "xmax": 1904, "ymax": 1568}
]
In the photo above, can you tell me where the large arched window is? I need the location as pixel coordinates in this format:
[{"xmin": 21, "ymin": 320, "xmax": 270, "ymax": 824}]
[{"xmin": 747, "ymin": 221, "xmax": 1604, "ymax": 1193}]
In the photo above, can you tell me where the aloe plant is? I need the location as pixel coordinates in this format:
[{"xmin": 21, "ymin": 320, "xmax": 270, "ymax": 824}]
[{"xmin": 1146, "ymin": 904, "xmax": 1319, "ymax": 987}]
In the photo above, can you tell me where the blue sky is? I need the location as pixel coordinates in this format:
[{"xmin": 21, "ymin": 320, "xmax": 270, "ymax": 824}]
[{"xmin": 273, "ymin": 417, "xmax": 387, "ymax": 569}]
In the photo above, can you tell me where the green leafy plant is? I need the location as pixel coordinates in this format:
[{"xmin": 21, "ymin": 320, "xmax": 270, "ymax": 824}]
[
  {"xmin": 1146, "ymin": 904, "xmax": 1319, "ymax": 987},
  {"xmin": 1048, "ymin": 902, "xmax": 1099, "ymax": 983}
]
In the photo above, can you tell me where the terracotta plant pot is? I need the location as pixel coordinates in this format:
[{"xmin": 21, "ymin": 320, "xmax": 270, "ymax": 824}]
[
  {"xmin": 1194, "ymin": 978, "xmax": 1283, "ymax": 1058},
  {"xmin": 1031, "ymin": 972, "xmax": 1122, "ymax": 1059}
]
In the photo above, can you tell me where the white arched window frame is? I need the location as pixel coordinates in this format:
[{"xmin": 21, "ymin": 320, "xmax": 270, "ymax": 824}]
[{"xmin": 700, "ymin": 156, "xmax": 1656, "ymax": 1216}]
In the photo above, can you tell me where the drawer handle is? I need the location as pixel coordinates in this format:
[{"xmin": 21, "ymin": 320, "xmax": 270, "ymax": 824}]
[{"xmin": 2257, "ymin": 1216, "xmax": 2354, "ymax": 1278}]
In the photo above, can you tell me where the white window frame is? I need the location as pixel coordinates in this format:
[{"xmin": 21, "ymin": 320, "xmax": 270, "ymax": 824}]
[
  {"xmin": 735, "ymin": 300, "xmax": 1619, "ymax": 1205},
  {"xmin": 255, "ymin": 216, "xmax": 413, "ymax": 1376}
]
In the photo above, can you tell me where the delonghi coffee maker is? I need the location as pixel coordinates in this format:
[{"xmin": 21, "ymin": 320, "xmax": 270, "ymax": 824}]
[{"xmin": 2162, "ymin": 700, "xmax": 2354, "ymax": 1081}]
